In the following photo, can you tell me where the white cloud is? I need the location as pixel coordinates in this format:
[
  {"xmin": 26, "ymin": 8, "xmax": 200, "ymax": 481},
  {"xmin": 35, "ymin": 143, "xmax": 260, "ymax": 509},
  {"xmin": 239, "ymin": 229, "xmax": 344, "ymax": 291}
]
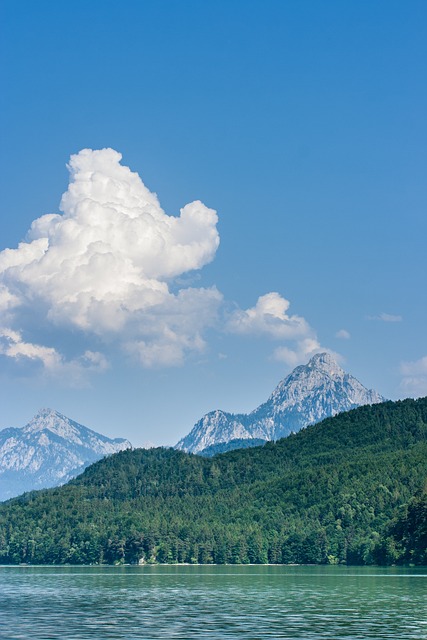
[
  {"xmin": 227, "ymin": 292, "xmax": 310, "ymax": 339},
  {"xmin": 272, "ymin": 339, "xmax": 341, "ymax": 368},
  {"xmin": 400, "ymin": 356, "xmax": 427, "ymax": 397},
  {"xmin": 0, "ymin": 149, "xmax": 340, "ymax": 381},
  {"xmin": 0, "ymin": 148, "xmax": 222, "ymax": 374},
  {"xmin": 272, "ymin": 338, "xmax": 324, "ymax": 367},
  {"xmin": 128, "ymin": 337, "xmax": 201, "ymax": 369},
  {"xmin": 367, "ymin": 313, "xmax": 403, "ymax": 323},
  {"xmin": 0, "ymin": 327, "xmax": 108, "ymax": 384},
  {"xmin": 80, "ymin": 351, "xmax": 110, "ymax": 372},
  {"xmin": 228, "ymin": 292, "xmax": 335, "ymax": 368},
  {"xmin": 0, "ymin": 327, "xmax": 62, "ymax": 370},
  {"xmin": 336, "ymin": 329, "xmax": 351, "ymax": 339},
  {"xmin": 0, "ymin": 285, "xmax": 20, "ymax": 313}
]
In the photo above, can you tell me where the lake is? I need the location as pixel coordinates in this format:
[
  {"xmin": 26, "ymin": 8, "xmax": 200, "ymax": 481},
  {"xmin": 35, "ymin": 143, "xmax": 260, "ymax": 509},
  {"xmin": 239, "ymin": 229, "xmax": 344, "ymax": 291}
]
[{"xmin": 0, "ymin": 565, "xmax": 425, "ymax": 639}]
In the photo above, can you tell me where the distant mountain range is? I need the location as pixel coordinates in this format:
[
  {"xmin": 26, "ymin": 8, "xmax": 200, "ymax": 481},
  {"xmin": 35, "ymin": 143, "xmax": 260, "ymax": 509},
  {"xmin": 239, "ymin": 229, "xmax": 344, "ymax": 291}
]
[
  {"xmin": 176, "ymin": 352, "xmax": 385, "ymax": 453},
  {"xmin": 0, "ymin": 353, "xmax": 385, "ymax": 500},
  {"xmin": 0, "ymin": 408, "xmax": 131, "ymax": 501}
]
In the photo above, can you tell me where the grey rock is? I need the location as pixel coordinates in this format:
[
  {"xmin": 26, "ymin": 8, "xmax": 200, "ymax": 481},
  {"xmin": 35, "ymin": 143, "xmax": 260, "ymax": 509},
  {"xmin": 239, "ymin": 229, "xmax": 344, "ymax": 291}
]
[
  {"xmin": 0, "ymin": 408, "xmax": 131, "ymax": 501},
  {"xmin": 176, "ymin": 353, "xmax": 385, "ymax": 453}
]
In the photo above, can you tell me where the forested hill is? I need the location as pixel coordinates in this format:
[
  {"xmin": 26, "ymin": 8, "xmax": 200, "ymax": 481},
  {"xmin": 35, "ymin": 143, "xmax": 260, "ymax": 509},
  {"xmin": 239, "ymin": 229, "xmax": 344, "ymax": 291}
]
[{"xmin": 0, "ymin": 397, "xmax": 426, "ymax": 566}]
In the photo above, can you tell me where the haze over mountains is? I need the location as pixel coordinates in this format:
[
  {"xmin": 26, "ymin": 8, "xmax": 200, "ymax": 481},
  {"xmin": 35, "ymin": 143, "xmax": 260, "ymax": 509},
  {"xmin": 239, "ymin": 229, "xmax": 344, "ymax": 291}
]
[
  {"xmin": 0, "ymin": 409, "xmax": 131, "ymax": 501},
  {"xmin": 176, "ymin": 353, "xmax": 385, "ymax": 453}
]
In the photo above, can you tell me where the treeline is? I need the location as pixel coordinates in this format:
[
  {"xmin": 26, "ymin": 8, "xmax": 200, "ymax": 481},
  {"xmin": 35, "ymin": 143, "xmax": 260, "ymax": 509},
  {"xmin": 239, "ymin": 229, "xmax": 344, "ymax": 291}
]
[
  {"xmin": 0, "ymin": 398, "xmax": 426, "ymax": 566},
  {"xmin": 198, "ymin": 437, "xmax": 267, "ymax": 456}
]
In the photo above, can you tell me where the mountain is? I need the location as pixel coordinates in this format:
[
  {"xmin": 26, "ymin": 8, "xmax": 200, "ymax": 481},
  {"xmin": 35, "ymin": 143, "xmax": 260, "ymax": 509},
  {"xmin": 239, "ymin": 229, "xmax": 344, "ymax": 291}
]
[
  {"xmin": 198, "ymin": 438, "xmax": 267, "ymax": 457},
  {"xmin": 177, "ymin": 353, "xmax": 385, "ymax": 453},
  {"xmin": 0, "ymin": 408, "xmax": 131, "ymax": 501},
  {"xmin": 0, "ymin": 397, "xmax": 426, "ymax": 565}
]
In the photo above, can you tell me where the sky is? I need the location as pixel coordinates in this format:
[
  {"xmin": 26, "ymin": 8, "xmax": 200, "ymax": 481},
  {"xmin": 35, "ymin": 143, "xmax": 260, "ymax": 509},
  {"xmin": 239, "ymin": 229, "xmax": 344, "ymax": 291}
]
[{"xmin": 0, "ymin": 0, "xmax": 426, "ymax": 447}]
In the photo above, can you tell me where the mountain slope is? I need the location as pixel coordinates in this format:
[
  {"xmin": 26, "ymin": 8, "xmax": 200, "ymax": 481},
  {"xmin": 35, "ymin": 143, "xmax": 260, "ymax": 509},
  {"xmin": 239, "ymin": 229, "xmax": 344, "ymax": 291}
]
[
  {"xmin": 0, "ymin": 408, "xmax": 131, "ymax": 501},
  {"xmin": 0, "ymin": 397, "xmax": 425, "ymax": 565},
  {"xmin": 199, "ymin": 438, "xmax": 267, "ymax": 457},
  {"xmin": 177, "ymin": 353, "xmax": 385, "ymax": 453}
]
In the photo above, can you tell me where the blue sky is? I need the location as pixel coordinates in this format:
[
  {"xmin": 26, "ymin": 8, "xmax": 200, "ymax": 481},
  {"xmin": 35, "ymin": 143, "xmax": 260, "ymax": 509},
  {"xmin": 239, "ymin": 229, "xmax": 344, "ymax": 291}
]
[{"xmin": 0, "ymin": 0, "xmax": 426, "ymax": 446}]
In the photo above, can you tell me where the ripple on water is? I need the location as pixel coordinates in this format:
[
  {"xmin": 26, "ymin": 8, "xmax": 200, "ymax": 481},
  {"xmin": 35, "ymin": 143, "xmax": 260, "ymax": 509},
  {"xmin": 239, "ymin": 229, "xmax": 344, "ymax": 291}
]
[{"xmin": 0, "ymin": 566, "xmax": 425, "ymax": 639}]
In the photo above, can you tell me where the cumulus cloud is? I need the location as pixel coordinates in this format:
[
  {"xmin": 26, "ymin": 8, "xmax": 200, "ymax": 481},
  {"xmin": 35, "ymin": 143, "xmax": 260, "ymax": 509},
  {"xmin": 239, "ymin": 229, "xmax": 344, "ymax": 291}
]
[
  {"xmin": 367, "ymin": 313, "xmax": 402, "ymax": 322},
  {"xmin": 400, "ymin": 356, "xmax": 427, "ymax": 397},
  {"xmin": 227, "ymin": 292, "xmax": 310, "ymax": 339},
  {"xmin": 336, "ymin": 329, "xmax": 351, "ymax": 339},
  {"xmin": 227, "ymin": 292, "xmax": 334, "ymax": 367},
  {"xmin": 1, "ymin": 148, "xmax": 339, "ymax": 382},
  {"xmin": 0, "ymin": 148, "xmax": 221, "ymax": 375}
]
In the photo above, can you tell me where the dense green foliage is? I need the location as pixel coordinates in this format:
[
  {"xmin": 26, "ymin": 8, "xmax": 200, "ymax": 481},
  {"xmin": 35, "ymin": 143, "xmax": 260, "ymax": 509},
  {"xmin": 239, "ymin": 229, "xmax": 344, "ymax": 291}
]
[
  {"xmin": 0, "ymin": 398, "xmax": 426, "ymax": 565},
  {"xmin": 374, "ymin": 491, "xmax": 427, "ymax": 565}
]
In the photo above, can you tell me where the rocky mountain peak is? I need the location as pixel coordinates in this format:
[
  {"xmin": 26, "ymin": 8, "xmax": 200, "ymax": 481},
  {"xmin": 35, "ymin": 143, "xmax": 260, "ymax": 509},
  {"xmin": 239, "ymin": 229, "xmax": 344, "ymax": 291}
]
[
  {"xmin": 176, "ymin": 354, "xmax": 385, "ymax": 454},
  {"xmin": 0, "ymin": 411, "xmax": 131, "ymax": 501},
  {"xmin": 306, "ymin": 352, "xmax": 343, "ymax": 374},
  {"xmin": 270, "ymin": 353, "xmax": 328, "ymax": 392},
  {"xmin": 26, "ymin": 408, "xmax": 75, "ymax": 435}
]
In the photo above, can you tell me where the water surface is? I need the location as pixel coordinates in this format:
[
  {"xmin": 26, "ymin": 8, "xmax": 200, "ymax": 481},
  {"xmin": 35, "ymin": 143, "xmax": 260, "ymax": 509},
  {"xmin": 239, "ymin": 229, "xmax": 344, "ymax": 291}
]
[{"xmin": 0, "ymin": 565, "xmax": 425, "ymax": 639}]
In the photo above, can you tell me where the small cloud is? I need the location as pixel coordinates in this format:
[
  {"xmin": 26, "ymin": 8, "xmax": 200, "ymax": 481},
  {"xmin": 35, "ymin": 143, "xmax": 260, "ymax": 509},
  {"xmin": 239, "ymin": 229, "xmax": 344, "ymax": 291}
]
[
  {"xmin": 126, "ymin": 334, "xmax": 205, "ymax": 369},
  {"xmin": 228, "ymin": 293, "xmax": 336, "ymax": 368},
  {"xmin": 0, "ymin": 327, "xmax": 109, "ymax": 385},
  {"xmin": 400, "ymin": 356, "xmax": 427, "ymax": 376},
  {"xmin": 227, "ymin": 292, "xmax": 310, "ymax": 339},
  {"xmin": 336, "ymin": 329, "xmax": 351, "ymax": 340},
  {"xmin": 272, "ymin": 338, "xmax": 323, "ymax": 367},
  {"xmin": 400, "ymin": 355, "xmax": 427, "ymax": 398},
  {"xmin": 273, "ymin": 339, "xmax": 341, "ymax": 368},
  {"xmin": 79, "ymin": 350, "xmax": 109, "ymax": 373},
  {"xmin": 0, "ymin": 327, "xmax": 62, "ymax": 370},
  {"xmin": 218, "ymin": 352, "xmax": 228, "ymax": 360},
  {"xmin": 367, "ymin": 313, "xmax": 403, "ymax": 323}
]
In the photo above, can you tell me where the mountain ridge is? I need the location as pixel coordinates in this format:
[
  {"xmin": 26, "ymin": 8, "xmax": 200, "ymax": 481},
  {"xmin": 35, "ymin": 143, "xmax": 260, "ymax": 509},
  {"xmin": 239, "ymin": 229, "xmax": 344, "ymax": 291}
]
[
  {"xmin": 0, "ymin": 408, "xmax": 131, "ymax": 501},
  {"xmin": 177, "ymin": 352, "xmax": 385, "ymax": 453}
]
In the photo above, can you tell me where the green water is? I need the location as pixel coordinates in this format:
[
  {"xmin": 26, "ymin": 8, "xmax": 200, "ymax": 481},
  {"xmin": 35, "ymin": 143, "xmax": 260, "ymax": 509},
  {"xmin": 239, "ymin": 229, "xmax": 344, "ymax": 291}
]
[{"xmin": 0, "ymin": 565, "xmax": 425, "ymax": 639}]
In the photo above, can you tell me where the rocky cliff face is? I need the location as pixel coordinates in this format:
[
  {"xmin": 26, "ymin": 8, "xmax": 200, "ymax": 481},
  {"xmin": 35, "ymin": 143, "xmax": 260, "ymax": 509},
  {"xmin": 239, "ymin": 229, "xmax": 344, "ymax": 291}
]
[
  {"xmin": 176, "ymin": 353, "xmax": 385, "ymax": 454},
  {"xmin": 0, "ymin": 408, "xmax": 131, "ymax": 501}
]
